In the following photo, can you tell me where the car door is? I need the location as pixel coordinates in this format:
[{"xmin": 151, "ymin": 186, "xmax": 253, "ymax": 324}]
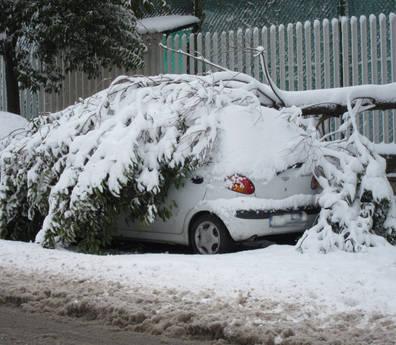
[{"xmin": 117, "ymin": 170, "xmax": 208, "ymax": 236}]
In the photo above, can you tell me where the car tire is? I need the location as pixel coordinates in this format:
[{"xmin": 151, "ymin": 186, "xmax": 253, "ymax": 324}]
[{"xmin": 190, "ymin": 214, "xmax": 234, "ymax": 254}]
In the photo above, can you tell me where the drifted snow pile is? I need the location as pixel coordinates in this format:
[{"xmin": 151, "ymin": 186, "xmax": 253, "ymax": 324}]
[
  {"xmin": 287, "ymin": 99, "xmax": 396, "ymax": 253},
  {"xmin": 0, "ymin": 74, "xmax": 265, "ymax": 252}
]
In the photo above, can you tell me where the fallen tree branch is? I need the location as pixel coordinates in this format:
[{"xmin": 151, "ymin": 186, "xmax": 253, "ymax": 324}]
[
  {"xmin": 281, "ymin": 83, "xmax": 396, "ymax": 116},
  {"xmin": 159, "ymin": 44, "xmax": 279, "ymax": 107},
  {"xmin": 160, "ymin": 43, "xmax": 396, "ymax": 117}
]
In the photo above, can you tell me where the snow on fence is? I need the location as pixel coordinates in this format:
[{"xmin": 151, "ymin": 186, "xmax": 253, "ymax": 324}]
[{"xmin": 1, "ymin": 14, "xmax": 396, "ymax": 143}]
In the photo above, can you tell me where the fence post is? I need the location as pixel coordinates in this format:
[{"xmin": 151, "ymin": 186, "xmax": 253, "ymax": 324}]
[
  {"xmin": 212, "ymin": 32, "xmax": 219, "ymax": 67},
  {"xmin": 379, "ymin": 13, "xmax": 389, "ymax": 142},
  {"xmin": 304, "ymin": 21, "xmax": 312, "ymax": 90},
  {"xmin": 189, "ymin": 32, "xmax": 195, "ymax": 75},
  {"xmin": 287, "ymin": 23, "xmax": 294, "ymax": 90},
  {"xmin": 220, "ymin": 31, "xmax": 227, "ymax": 68},
  {"xmin": 196, "ymin": 33, "xmax": 203, "ymax": 74},
  {"xmin": 261, "ymin": 26, "xmax": 268, "ymax": 83},
  {"xmin": 360, "ymin": 15, "xmax": 370, "ymax": 139},
  {"xmin": 351, "ymin": 17, "xmax": 360, "ymax": 132},
  {"xmin": 166, "ymin": 35, "xmax": 172, "ymax": 74},
  {"xmin": 236, "ymin": 29, "xmax": 243, "ymax": 73},
  {"xmin": 245, "ymin": 28, "xmax": 252, "ymax": 76},
  {"xmin": 332, "ymin": 18, "xmax": 341, "ymax": 138},
  {"xmin": 296, "ymin": 22, "xmax": 303, "ymax": 90},
  {"xmin": 181, "ymin": 34, "xmax": 188, "ymax": 74},
  {"xmin": 253, "ymin": 27, "xmax": 260, "ymax": 80},
  {"xmin": 314, "ymin": 20, "xmax": 322, "ymax": 89},
  {"xmin": 205, "ymin": 32, "xmax": 211, "ymax": 73},
  {"xmin": 341, "ymin": 16, "xmax": 350, "ymax": 87},
  {"xmin": 323, "ymin": 18, "xmax": 331, "ymax": 133},
  {"xmin": 174, "ymin": 35, "xmax": 181, "ymax": 74},
  {"xmin": 370, "ymin": 14, "xmax": 380, "ymax": 143},
  {"xmin": 228, "ymin": 30, "xmax": 235, "ymax": 71},
  {"xmin": 278, "ymin": 25, "xmax": 286, "ymax": 89},
  {"xmin": 323, "ymin": 19, "xmax": 331, "ymax": 88}
]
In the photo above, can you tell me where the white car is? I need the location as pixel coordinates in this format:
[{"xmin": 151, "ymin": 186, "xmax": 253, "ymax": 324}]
[{"xmin": 115, "ymin": 107, "xmax": 320, "ymax": 254}]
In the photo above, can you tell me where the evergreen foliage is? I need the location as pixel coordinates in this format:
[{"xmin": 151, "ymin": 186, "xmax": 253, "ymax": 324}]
[{"xmin": 0, "ymin": 75, "xmax": 252, "ymax": 252}]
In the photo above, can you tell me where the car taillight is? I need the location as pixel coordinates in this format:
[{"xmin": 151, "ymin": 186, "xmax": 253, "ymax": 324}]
[
  {"xmin": 225, "ymin": 174, "xmax": 255, "ymax": 195},
  {"xmin": 311, "ymin": 176, "xmax": 320, "ymax": 190}
]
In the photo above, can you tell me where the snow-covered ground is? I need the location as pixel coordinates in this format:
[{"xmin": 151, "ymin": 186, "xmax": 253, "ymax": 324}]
[{"xmin": 1, "ymin": 240, "xmax": 395, "ymax": 344}]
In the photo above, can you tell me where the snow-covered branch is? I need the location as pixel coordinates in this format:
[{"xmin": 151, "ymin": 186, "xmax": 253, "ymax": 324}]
[
  {"xmin": 162, "ymin": 44, "xmax": 396, "ymax": 116},
  {"xmin": 292, "ymin": 98, "xmax": 396, "ymax": 253},
  {"xmin": 283, "ymin": 83, "xmax": 396, "ymax": 116},
  {"xmin": 0, "ymin": 74, "xmax": 262, "ymax": 252}
]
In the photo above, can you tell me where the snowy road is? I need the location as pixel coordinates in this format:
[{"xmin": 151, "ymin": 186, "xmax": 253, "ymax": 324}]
[
  {"xmin": 0, "ymin": 305, "xmax": 212, "ymax": 345},
  {"xmin": 1, "ymin": 240, "xmax": 396, "ymax": 344}
]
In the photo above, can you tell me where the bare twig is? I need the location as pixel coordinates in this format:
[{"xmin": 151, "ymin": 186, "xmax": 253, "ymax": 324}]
[
  {"xmin": 159, "ymin": 43, "xmax": 228, "ymax": 72},
  {"xmin": 255, "ymin": 47, "xmax": 286, "ymax": 107}
]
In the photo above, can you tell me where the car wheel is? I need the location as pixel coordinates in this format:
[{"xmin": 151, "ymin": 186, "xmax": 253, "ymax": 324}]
[{"xmin": 190, "ymin": 214, "xmax": 234, "ymax": 254}]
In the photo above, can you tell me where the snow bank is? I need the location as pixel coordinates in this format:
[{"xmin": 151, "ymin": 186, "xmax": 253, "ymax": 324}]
[
  {"xmin": 1, "ymin": 240, "xmax": 395, "ymax": 315},
  {"xmin": 0, "ymin": 240, "xmax": 395, "ymax": 344}
]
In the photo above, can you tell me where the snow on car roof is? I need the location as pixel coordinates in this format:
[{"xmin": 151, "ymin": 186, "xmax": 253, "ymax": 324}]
[
  {"xmin": 209, "ymin": 104, "xmax": 306, "ymax": 181},
  {"xmin": 136, "ymin": 15, "xmax": 200, "ymax": 34}
]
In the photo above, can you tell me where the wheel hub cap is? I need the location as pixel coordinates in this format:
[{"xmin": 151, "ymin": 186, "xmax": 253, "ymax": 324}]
[{"xmin": 195, "ymin": 221, "xmax": 220, "ymax": 254}]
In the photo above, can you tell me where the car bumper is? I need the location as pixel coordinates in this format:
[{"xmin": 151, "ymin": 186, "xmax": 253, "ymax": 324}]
[{"xmin": 222, "ymin": 207, "xmax": 319, "ymax": 242}]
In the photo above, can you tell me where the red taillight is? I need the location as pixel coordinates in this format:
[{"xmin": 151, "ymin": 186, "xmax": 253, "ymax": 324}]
[
  {"xmin": 311, "ymin": 176, "xmax": 320, "ymax": 190},
  {"xmin": 225, "ymin": 174, "xmax": 255, "ymax": 195}
]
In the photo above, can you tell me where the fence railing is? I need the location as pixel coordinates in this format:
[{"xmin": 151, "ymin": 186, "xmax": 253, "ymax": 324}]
[
  {"xmin": 164, "ymin": 13, "xmax": 396, "ymax": 143},
  {"xmin": 1, "ymin": 13, "xmax": 396, "ymax": 143}
]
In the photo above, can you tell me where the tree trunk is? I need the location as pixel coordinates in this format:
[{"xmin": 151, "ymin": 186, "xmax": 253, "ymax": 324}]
[{"xmin": 4, "ymin": 47, "xmax": 20, "ymax": 115}]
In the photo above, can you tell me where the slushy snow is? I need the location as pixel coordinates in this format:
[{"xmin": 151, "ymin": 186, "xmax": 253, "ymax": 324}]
[{"xmin": 0, "ymin": 239, "xmax": 395, "ymax": 344}]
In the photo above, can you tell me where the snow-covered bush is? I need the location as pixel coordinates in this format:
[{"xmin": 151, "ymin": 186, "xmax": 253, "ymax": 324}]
[
  {"xmin": 288, "ymin": 100, "xmax": 396, "ymax": 253},
  {"xmin": 0, "ymin": 74, "xmax": 260, "ymax": 252}
]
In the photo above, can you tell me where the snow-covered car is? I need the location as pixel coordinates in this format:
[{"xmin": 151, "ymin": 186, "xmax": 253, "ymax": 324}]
[{"xmin": 115, "ymin": 105, "xmax": 320, "ymax": 254}]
